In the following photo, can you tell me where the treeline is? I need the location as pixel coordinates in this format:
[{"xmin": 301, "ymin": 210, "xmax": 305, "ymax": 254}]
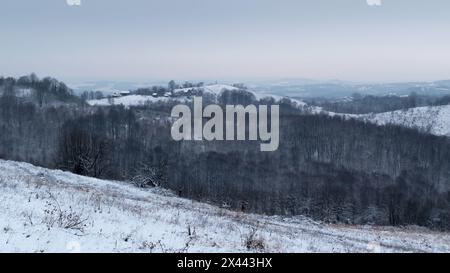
[
  {"xmin": 1, "ymin": 77, "xmax": 450, "ymax": 230},
  {"xmin": 134, "ymin": 80, "xmax": 205, "ymax": 96},
  {"xmin": 0, "ymin": 74, "xmax": 81, "ymax": 106}
]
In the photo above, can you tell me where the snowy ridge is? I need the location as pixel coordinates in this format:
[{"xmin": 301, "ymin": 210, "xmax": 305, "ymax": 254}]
[
  {"xmin": 311, "ymin": 104, "xmax": 450, "ymax": 137},
  {"xmin": 203, "ymin": 84, "xmax": 238, "ymax": 95},
  {"xmin": 359, "ymin": 105, "xmax": 450, "ymax": 136},
  {"xmin": 1, "ymin": 160, "xmax": 449, "ymax": 253}
]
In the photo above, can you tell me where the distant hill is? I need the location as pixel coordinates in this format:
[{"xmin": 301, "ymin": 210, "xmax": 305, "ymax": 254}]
[
  {"xmin": 251, "ymin": 80, "xmax": 450, "ymax": 98},
  {"xmin": 359, "ymin": 105, "xmax": 450, "ymax": 137},
  {"xmin": 0, "ymin": 74, "xmax": 82, "ymax": 106}
]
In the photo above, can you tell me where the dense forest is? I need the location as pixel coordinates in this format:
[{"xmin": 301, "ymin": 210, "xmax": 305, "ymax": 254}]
[{"xmin": 1, "ymin": 75, "xmax": 450, "ymax": 230}]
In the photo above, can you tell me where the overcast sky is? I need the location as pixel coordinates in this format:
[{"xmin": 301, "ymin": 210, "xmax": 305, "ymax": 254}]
[{"xmin": 1, "ymin": 0, "xmax": 450, "ymax": 82}]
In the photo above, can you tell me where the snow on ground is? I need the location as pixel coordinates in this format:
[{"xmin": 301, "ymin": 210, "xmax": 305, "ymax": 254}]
[
  {"xmin": 86, "ymin": 84, "xmax": 239, "ymax": 107},
  {"xmin": 201, "ymin": 84, "xmax": 309, "ymax": 108},
  {"xmin": 87, "ymin": 95, "xmax": 188, "ymax": 107},
  {"xmin": 203, "ymin": 84, "xmax": 308, "ymax": 107},
  {"xmin": 358, "ymin": 105, "xmax": 450, "ymax": 136},
  {"xmin": 309, "ymin": 104, "xmax": 450, "ymax": 137},
  {"xmin": 1, "ymin": 160, "xmax": 449, "ymax": 253},
  {"xmin": 203, "ymin": 84, "xmax": 238, "ymax": 95},
  {"xmin": 173, "ymin": 84, "xmax": 238, "ymax": 96},
  {"xmin": 86, "ymin": 84, "xmax": 309, "ymax": 109}
]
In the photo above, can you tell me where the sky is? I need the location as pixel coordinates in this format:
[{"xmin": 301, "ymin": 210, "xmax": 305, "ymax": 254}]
[{"xmin": 1, "ymin": 0, "xmax": 450, "ymax": 82}]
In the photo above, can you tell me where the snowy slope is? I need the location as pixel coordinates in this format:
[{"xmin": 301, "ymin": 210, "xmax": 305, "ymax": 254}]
[
  {"xmin": 307, "ymin": 104, "xmax": 450, "ymax": 137},
  {"xmin": 202, "ymin": 84, "xmax": 308, "ymax": 107},
  {"xmin": 1, "ymin": 160, "xmax": 449, "ymax": 253},
  {"xmin": 203, "ymin": 84, "xmax": 238, "ymax": 95},
  {"xmin": 359, "ymin": 105, "xmax": 450, "ymax": 136},
  {"xmin": 87, "ymin": 95, "xmax": 188, "ymax": 107}
]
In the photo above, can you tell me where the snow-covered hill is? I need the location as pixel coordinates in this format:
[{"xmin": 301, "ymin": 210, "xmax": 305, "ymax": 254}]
[
  {"xmin": 86, "ymin": 84, "xmax": 240, "ymax": 107},
  {"xmin": 358, "ymin": 105, "xmax": 450, "ymax": 136},
  {"xmin": 203, "ymin": 84, "xmax": 238, "ymax": 95},
  {"xmin": 309, "ymin": 104, "xmax": 450, "ymax": 137},
  {"xmin": 86, "ymin": 84, "xmax": 308, "ymax": 108},
  {"xmin": 1, "ymin": 160, "xmax": 449, "ymax": 253}
]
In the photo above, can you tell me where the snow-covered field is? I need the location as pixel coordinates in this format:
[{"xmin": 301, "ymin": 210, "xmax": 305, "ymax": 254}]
[{"xmin": 1, "ymin": 160, "xmax": 449, "ymax": 253}]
